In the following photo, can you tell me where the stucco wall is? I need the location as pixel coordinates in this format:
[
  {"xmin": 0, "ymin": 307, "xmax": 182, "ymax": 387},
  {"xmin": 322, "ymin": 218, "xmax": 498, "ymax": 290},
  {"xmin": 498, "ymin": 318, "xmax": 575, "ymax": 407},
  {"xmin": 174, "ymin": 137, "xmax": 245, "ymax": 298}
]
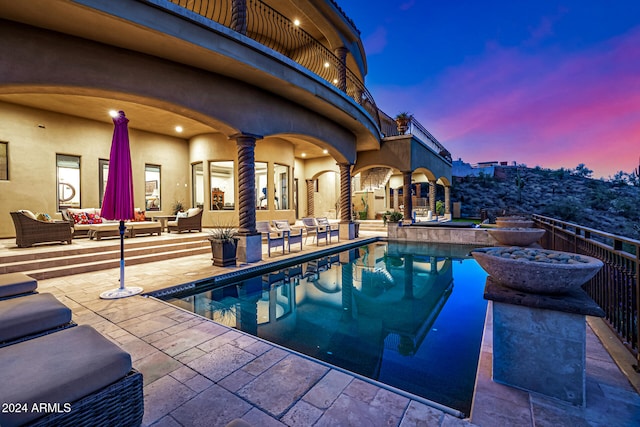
[{"xmin": 0, "ymin": 102, "xmax": 189, "ymax": 238}]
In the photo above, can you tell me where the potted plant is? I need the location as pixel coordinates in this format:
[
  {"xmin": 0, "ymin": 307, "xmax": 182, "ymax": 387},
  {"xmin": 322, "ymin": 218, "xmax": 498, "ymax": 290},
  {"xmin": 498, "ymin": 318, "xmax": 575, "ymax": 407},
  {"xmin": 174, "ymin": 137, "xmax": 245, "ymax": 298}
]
[
  {"xmin": 207, "ymin": 224, "xmax": 238, "ymax": 267},
  {"xmin": 387, "ymin": 211, "xmax": 403, "ymax": 223},
  {"xmin": 171, "ymin": 200, "xmax": 185, "ymax": 215},
  {"xmin": 394, "ymin": 112, "xmax": 413, "ymax": 134},
  {"xmin": 358, "ymin": 195, "xmax": 369, "ymax": 220}
]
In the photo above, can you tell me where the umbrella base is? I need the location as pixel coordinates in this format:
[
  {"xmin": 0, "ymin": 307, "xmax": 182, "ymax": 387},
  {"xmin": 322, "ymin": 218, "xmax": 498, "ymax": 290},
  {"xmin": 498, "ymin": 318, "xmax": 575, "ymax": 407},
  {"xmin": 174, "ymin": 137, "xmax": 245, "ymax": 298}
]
[{"xmin": 100, "ymin": 286, "xmax": 144, "ymax": 300}]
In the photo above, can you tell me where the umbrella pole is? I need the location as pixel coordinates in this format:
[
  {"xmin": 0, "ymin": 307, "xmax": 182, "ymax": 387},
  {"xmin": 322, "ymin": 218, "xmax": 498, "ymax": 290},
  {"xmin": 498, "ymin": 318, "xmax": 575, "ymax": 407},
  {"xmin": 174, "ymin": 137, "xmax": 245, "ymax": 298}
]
[{"xmin": 119, "ymin": 220, "xmax": 125, "ymax": 290}]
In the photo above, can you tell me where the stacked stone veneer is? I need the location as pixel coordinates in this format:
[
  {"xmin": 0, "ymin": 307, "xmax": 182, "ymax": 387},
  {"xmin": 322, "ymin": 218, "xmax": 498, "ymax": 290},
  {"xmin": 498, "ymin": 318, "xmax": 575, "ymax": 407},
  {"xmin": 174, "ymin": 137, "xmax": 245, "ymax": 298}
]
[{"xmin": 388, "ymin": 224, "xmax": 497, "ymax": 245}]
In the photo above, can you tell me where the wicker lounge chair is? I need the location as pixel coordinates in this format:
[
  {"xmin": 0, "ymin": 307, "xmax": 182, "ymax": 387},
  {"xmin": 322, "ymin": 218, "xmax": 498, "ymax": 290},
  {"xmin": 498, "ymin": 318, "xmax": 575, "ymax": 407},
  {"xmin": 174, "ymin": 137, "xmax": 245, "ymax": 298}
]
[
  {"xmin": 316, "ymin": 217, "xmax": 339, "ymax": 243},
  {"xmin": 0, "ymin": 272, "xmax": 38, "ymax": 300},
  {"xmin": 0, "ymin": 293, "xmax": 74, "ymax": 348},
  {"xmin": 0, "ymin": 325, "xmax": 143, "ymax": 427},
  {"xmin": 167, "ymin": 208, "xmax": 203, "ymax": 233},
  {"xmin": 272, "ymin": 220, "xmax": 303, "ymax": 253},
  {"xmin": 256, "ymin": 221, "xmax": 285, "ymax": 256},
  {"xmin": 301, "ymin": 217, "xmax": 328, "ymax": 245},
  {"xmin": 10, "ymin": 211, "xmax": 73, "ymax": 248}
]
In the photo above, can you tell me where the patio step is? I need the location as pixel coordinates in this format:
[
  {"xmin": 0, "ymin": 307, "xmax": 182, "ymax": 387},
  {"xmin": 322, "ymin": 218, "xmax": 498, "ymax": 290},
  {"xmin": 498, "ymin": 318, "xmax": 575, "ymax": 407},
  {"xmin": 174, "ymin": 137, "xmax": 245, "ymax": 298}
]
[{"xmin": 0, "ymin": 235, "xmax": 211, "ymax": 280}]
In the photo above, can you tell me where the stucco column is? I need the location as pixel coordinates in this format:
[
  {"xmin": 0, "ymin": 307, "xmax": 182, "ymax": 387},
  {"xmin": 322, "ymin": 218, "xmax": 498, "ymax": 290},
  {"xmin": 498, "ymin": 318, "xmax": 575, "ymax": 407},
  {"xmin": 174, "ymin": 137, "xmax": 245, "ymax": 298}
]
[
  {"xmin": 306, "ymin": 179, "xmax": 315, "ymax": 217},
  {"xmin": 444, "ymin": 186, "xmax": 451, "ymax": 215},
  {"xmin": 429, "ymin": 181, "xmax": 436, "ymax": 215},
  {"xmin": 403, "ymin": 171, "xmax": 412, "ymax": 222},
  {"xmin": 334, "ymin": 46, "xmax": 347, "ymax": 92},
  {"xmin": 232, "ymin": 132, "xmax": 262, "ymax": 263},
  {"xmin": 338, "ymin": 163, "xmax": 352, "ymax": 223},
  {"xmin": 231, "ymin": 0, "xmax": 247, "ymax": 35}
]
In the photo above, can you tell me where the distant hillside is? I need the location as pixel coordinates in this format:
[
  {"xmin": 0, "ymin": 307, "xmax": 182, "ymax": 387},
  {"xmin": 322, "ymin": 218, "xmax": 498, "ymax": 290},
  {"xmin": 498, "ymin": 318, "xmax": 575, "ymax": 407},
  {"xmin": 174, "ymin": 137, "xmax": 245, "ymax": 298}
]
[{"xmin": 450, "ymin": 166, "xmax": 640, "ymax": 240}]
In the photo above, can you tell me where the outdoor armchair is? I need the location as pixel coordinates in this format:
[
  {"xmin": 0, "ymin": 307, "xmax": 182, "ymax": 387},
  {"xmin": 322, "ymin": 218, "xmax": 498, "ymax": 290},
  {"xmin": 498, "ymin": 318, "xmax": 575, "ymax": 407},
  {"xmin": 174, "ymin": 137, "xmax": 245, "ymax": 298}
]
[
  {"xmin": 316, "ymin": 217, "xmax": 339, "ymax": 243},
  {"xmin": 167, "ymin": 208, "xmax": 203, "ymax": 233},
  {"xmin": 256, "ymin": 221, "xmax": 285, "ymax": 256},
  {"xmin": 301, "ymin": 217, "xmax": 328, "ymax": 246},
  {"xmin": 10, "ymin": 210, "xmax": 73, "ymax": 248},
  {"xmin": 272, "ymin": 220, "xmax": 303, "ymax": 253}
]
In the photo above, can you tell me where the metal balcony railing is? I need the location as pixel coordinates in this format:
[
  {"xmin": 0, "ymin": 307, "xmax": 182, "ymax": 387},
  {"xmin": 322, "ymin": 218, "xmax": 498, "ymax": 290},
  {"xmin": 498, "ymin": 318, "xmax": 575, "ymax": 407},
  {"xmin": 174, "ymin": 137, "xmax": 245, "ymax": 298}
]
[
  {"xmin": 161, "ymin": 0, "xmax": 380, "ymax": 127},
  {"xmin": 532, "ymin": 214, "xmax": 639, "ymax": 368}
]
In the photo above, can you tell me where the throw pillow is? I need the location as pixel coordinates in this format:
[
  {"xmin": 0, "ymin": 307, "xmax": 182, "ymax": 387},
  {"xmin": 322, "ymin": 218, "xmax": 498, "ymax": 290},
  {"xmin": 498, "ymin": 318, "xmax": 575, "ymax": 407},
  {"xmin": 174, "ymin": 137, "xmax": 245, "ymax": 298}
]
[
  {"xmin": 177, "ymin": 212, "xmax": 188, "ymax": 218},
  {"xmin": 86, "ymin": 213, "xmax": 103, "ymax": 224},
  {"xmin": 70, "ymin": 212, "xmax": 88, "ymax": 224},
  {"xmin": 134, "ymin": 210, "xmax": 146, "ymax": 222},
  {"xmin": 36, "ymin": 213, "xmax": 53, "ymax": 222}
]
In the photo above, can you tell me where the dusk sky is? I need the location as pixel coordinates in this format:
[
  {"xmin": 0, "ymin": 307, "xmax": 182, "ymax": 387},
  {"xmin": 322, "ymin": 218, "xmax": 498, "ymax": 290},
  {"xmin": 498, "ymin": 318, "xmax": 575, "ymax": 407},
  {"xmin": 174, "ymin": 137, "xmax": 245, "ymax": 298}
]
[{"xmin": 340, "ymin": 1, "xmax": 640, "ymax": 179}]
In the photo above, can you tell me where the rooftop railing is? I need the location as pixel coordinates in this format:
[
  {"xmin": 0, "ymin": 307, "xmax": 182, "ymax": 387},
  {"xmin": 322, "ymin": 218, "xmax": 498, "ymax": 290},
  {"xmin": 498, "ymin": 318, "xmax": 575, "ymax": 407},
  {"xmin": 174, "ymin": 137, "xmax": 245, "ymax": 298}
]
[
  {"xmin": 161, "ymin": 0, "xmax": 380, "ymax": 127},
  {"xmin": 532, "ymin": 214, "xmax": 639, "ymax": 369}
]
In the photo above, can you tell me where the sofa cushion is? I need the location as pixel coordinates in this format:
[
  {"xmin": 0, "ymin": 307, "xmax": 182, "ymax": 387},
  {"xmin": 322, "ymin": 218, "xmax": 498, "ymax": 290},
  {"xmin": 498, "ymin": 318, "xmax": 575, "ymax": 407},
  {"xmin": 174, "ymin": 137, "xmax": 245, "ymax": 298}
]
[
  {"xmin": 18, "ymin": 210, "xmax": 37, "ymax": 220},
  {"xmin": 0, "ymin": 273, "xmax": 37, "ymax": 298},
  {"xmin": 0, "ymin": 293, "xmax": 72, "ymax": 343},
  {"xmin": 0, "ymin": 325, "xmax": 132, "ymax": 427},
  {"xmin": 186, "ymin": 208, "xmax": 201, "ymax": 217}
]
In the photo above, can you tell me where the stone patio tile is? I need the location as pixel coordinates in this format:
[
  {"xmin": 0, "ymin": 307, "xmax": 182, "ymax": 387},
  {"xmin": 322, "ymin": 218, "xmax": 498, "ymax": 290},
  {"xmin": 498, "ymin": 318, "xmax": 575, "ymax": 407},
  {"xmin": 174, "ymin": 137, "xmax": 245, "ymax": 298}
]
[
  {"xmin": 314, "ymin": 393, "xmax": 401, "ymax": 427},
  {"xmin": 164, "ymin": 318, "xmax": 206, "ymax": 335},
  {"xmin": 399, "ymin": 401, "xmax": 445, "ymax": 427},
  {"xmin": 185, "ymin": 374, "xmax": 214, "ymax": 393},
  {"xmin": 174, "ymin": 346, "xmax": 207, "ymax": 364},
  {"xmin": 119, "ymin": 314, "xmax": 179, "ymax": 336},
  {"xmin": 187, "ymin": 343, "xmax": 256, "ymax": 382},
  {"xmin": 470, "ymin": 392, "xmax": 531, "ymax": 427},
  {"xmin": 243, "ymin": 339, "xmax": 273, "ymax": 356},
  {"xmin": 153, "ymin": 328, "xmax": 220, "ymax": 356},
  {"xmin": 599, "ymin": 382, "xmax": 640, "ymax": 405},
  {"xmin": 586, "ymin": 356, "xmax": 635, "ymax": 389},
  {"xmin": 371, "ymin": 388, "xmax": 410, "ymax": 417},
  {"xmin": 169, "ymin": 365, "xmax": 198, "ymax": 383},
  {"xmin": 169, "ymin": 384, "xmax": 252, "ymax": 427},
  {"xmin": 198, "ymin": 329, "xmax": 244, "ymax": 352},
  {"xmin": 166, "ymin": 310, "xmax": 200, "ymax": 323},
  {"xmin": 145, "ymin": 415, "xmax": 181, "ymax": 427},
  {"xmin": 143, "ymin": 330, "xmax": 171, "ymax": 343},
  {"xmin": 241, "ymin": 407, "xmax": 286, "ymax": 427},
  {"xmin": 303, "ymin": 369, "xmax": 353, "ymax": 409},
  {"xmin": 218, "ymin": 369, "xmax": 257, "ymax": 393},
  {"xmin": 281, "ymin": 400, "xmax": 324, "ymax": 426},
  {"xmin": 142, "ymin": 375, "xmax": 197, "ymax": 426},
  {"xmin": 343, "ymin": 378, "xmax": 380, "ymax": 403},
  {"xmin": 234, "ymin": 333, "xmax": 259, "ymax": 349},
  {"xmin": 238, "ymin": 354, "xmax": 328, "ymax": 417},
  {"xmin": 117, "ymin": 336, "xmax": 159, "ymax": 362},
  {"xmin": 242, "ymin": 347, "xmax": 289, "ymax": 376},
  {"xmin": 135, "ymin": 350, "xmax": 185, "ymax": 385},
  {"xmin": 442, "ymin": 414, "xmax": 477, "ymax": 426}
]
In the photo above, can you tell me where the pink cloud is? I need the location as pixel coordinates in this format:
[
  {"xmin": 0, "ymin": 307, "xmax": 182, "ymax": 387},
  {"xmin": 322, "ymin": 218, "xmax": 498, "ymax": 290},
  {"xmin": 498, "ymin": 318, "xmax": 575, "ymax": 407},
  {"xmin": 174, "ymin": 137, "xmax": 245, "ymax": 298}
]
[{"xmin": 397, "ymin": 25, "xmax": 640, "ymax": 178}]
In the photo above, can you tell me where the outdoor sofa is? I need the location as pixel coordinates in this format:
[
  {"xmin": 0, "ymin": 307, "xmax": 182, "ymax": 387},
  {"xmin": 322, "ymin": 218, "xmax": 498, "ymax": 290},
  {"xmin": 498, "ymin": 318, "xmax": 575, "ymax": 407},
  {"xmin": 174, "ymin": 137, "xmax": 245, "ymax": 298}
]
[
  {"xmin": 10, "ymin": 211, "xmax": 73, "ymax": 248},
  {"xmin": 62, "ymin": 207, "xmax": 161, "ymax": 239},
  {"xmin": 167, "ymin": 208, "xmax": 203, "ymax": 233}
]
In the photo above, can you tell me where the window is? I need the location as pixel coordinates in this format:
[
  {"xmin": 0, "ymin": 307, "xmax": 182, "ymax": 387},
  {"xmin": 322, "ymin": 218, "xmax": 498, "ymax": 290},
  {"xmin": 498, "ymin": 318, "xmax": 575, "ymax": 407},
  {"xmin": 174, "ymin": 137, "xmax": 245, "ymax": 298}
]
[
  {"xmin": 274, "ymin": 163, "xmax": 289, "ymax": 210},
  {"xmin": 145, "ymin": 164, "xmax": 161, "ymax": 211},
  {"xmin": 209, "ymin": 161, "xmax": 235, "ymax": 210},
  {"xmin": 98, "ymin": 159, "xmax": 109, "ymax": 207},
  {"xmin": 57, "ymin": 154, "xmax": 81, "ymax": 211},
  {"xmin": 192, "ymin": 162, "xmax": 204, "ymax": 209},
  {"xmin": 0, "ymin": 142, "xmax": 7, "ymax": 180},
  {"xmin": 255, "ymin": 162, "xmax": 268, "ymax": 209}
]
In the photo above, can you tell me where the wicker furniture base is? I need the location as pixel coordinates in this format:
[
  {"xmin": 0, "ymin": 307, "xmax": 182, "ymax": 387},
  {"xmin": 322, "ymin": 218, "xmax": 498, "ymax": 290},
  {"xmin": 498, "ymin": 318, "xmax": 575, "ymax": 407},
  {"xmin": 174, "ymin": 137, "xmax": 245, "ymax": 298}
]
[
  {"xmin": 28, "ymin": 370, "xmax": 143, "ymax": 427},
  {"xmin": 10, "ymin": 211, "xmax": 73, "ymax": 248}
]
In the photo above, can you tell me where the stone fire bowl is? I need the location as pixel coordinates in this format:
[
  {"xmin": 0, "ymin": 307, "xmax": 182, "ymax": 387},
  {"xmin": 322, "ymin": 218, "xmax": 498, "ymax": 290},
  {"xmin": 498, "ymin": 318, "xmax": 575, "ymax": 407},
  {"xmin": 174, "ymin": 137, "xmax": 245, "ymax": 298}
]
[
  {"xmin": 496, "ymin": 219, "xmax": 534, "ymax": 228},
  {"xmin": 488, "ymin": 227, "xmax": 545, "ymax": 246},
  {"xmin": 471, "ymin": 247, "xmax": 603, "ymax": 294}
]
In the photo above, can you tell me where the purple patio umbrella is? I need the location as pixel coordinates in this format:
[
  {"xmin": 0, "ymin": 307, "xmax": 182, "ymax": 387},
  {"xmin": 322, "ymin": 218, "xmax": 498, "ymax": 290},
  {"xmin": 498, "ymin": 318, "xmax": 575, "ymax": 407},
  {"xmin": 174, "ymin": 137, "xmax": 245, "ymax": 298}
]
[{"xmin": 99, "ymin": 110, "xmax": 143, "ymax": 299}]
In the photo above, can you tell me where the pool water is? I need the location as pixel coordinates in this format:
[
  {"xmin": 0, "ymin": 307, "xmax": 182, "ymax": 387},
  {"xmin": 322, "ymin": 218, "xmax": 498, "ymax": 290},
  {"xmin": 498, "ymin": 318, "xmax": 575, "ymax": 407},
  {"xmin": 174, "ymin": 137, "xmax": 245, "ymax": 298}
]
[{"xmin": 164, "ymin": 241, "xmax": 488, "ymax": 416}]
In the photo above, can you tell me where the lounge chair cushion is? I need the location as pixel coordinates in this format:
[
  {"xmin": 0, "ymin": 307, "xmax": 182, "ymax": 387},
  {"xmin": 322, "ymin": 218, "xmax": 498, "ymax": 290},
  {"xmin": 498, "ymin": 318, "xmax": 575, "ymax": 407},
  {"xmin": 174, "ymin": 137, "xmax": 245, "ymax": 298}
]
[
  {"xmin": 0, "ymin": 272, "xmax": 37, "ymax": 298},
  {"xmin": 0, "ymin": 325, "xmax": 132, "ymax": 427},
  {"xmin": 0, "ymin": 293, "xmax": 72, "ymax": 343}
]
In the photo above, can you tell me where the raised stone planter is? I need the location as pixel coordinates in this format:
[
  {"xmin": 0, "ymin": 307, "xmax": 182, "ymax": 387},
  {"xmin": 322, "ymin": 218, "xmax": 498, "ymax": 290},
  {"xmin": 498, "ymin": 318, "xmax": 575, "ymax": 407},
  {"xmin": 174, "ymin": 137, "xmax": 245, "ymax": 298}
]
[
  {"xmin": 487, "ymin": 227, "xmax": 545, "ymax": 246},
  {"xmin": 471, "ymin": 247, "xmax": 603, "ymax": 294}
]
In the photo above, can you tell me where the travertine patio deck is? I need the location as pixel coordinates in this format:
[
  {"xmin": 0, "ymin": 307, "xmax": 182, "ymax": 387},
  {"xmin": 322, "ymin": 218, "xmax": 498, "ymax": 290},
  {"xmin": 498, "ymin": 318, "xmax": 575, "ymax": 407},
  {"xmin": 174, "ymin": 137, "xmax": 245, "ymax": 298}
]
[{"xmin": 2, "ymin": 231, "xmax": 639, "ymax": 426}]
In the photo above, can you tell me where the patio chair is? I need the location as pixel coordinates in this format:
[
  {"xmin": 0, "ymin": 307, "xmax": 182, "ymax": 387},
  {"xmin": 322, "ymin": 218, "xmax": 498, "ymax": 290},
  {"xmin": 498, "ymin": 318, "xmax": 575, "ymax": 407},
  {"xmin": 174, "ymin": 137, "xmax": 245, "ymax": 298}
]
[
  {"xmin": 10, "ymin": 211, "xmax": 73, "ymax": 248},
  {"xmin": 272, "ymin": 220, "xmax": 303, "ymax": 253},
  {"xmin": 316, "ymin": 217, "xmax": 339, "ymax": 243},
  {"xmin": 0, "ymin": 292, "xmax": 74, "ymax": 348},
  {"xmin": 256, "ymin": 221, "xmax": 285, "ymax": 256},
  {"xmin": 167, "ymin": 208, "xmax": 203, "ymax": 233},
  {"xmin": 0, "ymin": 325, "xmax": 143, "ymax": 427},
  {"xmin": 301, "ymin": 217, "xmax": 328, "ymax": 246}
]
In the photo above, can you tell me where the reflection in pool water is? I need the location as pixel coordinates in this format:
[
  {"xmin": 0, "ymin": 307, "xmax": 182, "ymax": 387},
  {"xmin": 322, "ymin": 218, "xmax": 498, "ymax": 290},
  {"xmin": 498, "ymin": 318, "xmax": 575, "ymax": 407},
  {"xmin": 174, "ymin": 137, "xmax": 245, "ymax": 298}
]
[{"xmin": 165, "ymin": 241, "xmax": 488, "ymax": 415}]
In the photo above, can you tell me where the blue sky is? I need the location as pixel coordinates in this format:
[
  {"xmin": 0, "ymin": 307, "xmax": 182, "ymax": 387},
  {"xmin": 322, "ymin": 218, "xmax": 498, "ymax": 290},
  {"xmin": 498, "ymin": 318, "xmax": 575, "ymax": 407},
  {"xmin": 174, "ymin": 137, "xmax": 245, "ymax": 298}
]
[{"xmin": 340, "ymin": 1, "xmax": 640, "ymax": 178}]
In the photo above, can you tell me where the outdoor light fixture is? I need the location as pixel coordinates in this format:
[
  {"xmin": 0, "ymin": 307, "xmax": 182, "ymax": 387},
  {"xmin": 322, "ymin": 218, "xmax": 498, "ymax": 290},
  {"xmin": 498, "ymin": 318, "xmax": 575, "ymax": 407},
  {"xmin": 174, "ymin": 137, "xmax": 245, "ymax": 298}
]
[
  {"xmin": 323, "ymin": 149, "xmax": 328, "ymax": 154},
  {"xmin": 301, "ymin": 153, "xmax": 307, "ymax": 157},
  {"xmin": 175, "ymin": 125, "xmax": 183, "ymax": 133},
  {"xmin": 324, "ymin": 62, "xmax": 330, "ymax": 68},
  {"xmin": 293, "ymin": 19, "xmax": 300, "ymax": 26},
  {"xmin": 109, "ymin": 110, "xmax": 118, "ymax": 117},
  {"xmin": 333, "ymin": 79, "xmax": 338, "ymax": 84}
]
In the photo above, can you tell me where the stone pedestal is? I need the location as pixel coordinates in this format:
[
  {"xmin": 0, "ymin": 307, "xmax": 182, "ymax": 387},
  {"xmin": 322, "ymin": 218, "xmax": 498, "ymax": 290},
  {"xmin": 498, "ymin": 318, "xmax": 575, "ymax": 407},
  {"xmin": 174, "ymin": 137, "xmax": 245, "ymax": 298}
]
[
  {"xmin": 339, "ymin": 222, "xmax": 356, "ymax": 240},
  {"xmin": 237, "ymin": 233, "xmax": 262, "ymax": 263},
  {"xmin": 484, "ymin": 277, "xmax": 605, "ymax": 407}
]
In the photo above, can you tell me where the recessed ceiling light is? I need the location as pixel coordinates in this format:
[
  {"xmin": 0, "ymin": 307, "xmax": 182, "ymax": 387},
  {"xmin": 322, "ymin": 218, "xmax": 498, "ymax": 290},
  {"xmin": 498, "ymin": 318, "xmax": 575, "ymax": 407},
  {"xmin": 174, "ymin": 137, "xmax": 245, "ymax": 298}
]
[
  {"xmin": 175, "ymin": 126, "xmax": 183, "ymax": 133},
  {"xmin": 301, "ymin": 153, "xmax": 307, "ymax": 157},
  {"xmin": 324, "ymin": 62, "xmax": 330, "ymax": 68},
  {"xmin": 293, "ymin": 19, "xmax": 300, "ymax": 26},
  {"xmin": 109, "ymin": 110, "xmax": 118, "ymax": 117},
  {"xmin": 322, "ymin": 149, "xmax": 328, "ymax": 154},
  {"xmin": 332, "ymin": 78, "xmax": 338, "ymax": 84}
]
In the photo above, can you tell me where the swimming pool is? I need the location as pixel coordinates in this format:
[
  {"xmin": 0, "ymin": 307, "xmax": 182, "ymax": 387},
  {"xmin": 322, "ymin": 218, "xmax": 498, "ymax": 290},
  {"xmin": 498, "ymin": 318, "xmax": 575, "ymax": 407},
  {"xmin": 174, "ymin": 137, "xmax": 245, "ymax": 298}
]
[{"xmin": 162, "ymin": 241, "xmax": 488, "ymax": 416}]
